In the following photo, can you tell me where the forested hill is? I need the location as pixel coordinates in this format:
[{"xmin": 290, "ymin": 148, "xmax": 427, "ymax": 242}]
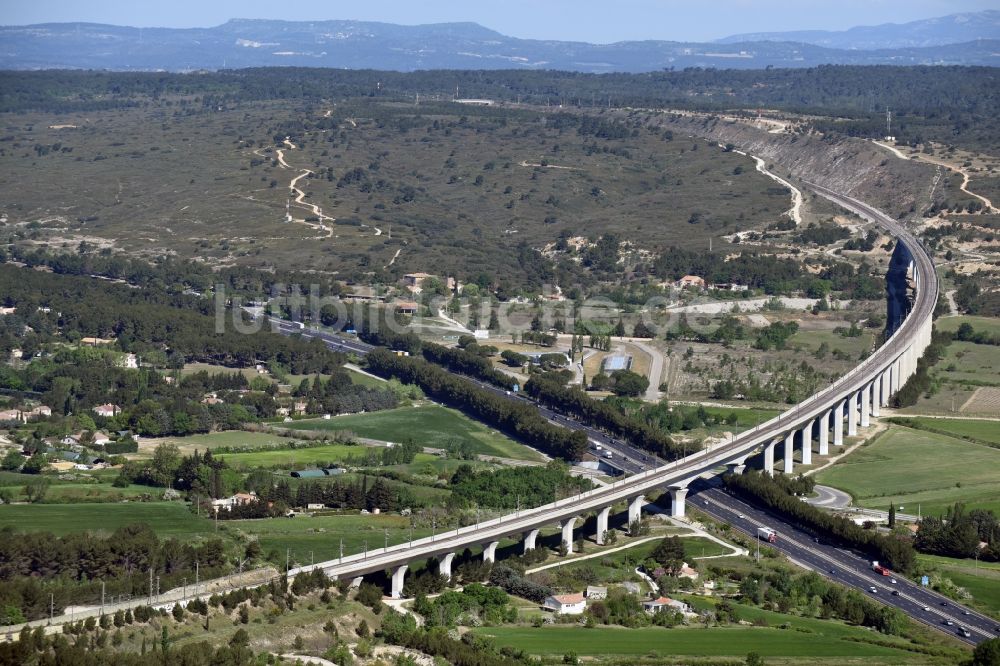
[
  {"xmin": 0, "ymin": 19, "xmax": 998, "ymax": 71},
  {"xmin": 3, "ymin": 66, "xmax": 996, "ymax": 153}
]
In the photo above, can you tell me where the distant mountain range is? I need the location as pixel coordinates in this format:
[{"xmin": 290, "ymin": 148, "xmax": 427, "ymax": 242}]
[
  {"xmin": 719, "ymin": 10, "xmax": 1000, "ymax": 49},
  {"xmin": 1, "ymin": 13, "xmax": 998, "ymax": 72}
]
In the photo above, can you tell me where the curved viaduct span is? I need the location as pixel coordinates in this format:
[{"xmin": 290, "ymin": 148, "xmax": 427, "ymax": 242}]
[{"xmin": 298, "ymin": 183, "xmax": 938, "ymax": 598}]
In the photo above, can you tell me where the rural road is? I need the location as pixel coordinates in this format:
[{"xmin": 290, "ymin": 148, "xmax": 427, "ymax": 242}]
[{"xmin": 802, "ymin": 484, "xmax": 853, "ymax": 509}]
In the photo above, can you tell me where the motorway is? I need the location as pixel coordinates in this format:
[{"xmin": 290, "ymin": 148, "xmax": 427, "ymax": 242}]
[
  {"xmin": 694, "ymin": 482, "xmax": 1000, "ymax": 645},
  {"xmin": 260, "ymin": 184, "xmax": 1000, "ymax": 646}
]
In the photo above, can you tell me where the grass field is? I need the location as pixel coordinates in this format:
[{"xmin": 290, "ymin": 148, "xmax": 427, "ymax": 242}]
[
  {"xmin": 936, "ymin": 316, "xmax": 1000, "ymax": 337},
  {"xmin": 893, "ymin": 416, "xmax": 1000, "ymax": 446},
  {"xmin": 698, "ymin": 405, "xmax": 783, "ymax": 429},
  {"xmin": 474, "ymin": 624, "xmax": 923, "ymax": 661},
  {"xmin": 0, "ymin": 470, "xmax": 168, "ymax": 503},
  {"xmin": 142, "ymin": 431, "xmax": 301, "ymax": 456},
  {"xmin": 815, "ymin": 426, "xmax": 1000, "ymax": 516},
  {"xmin": 937, "ymin": 342, "xmax": 1000, "ymax": 386},
  {"xmin": 0, "ymin": 502, "xmax": 212, "ymax": 537},
  {"xmin": 215, "ymin": 443, "xmax": 438, "ymax": 469},
  {"xmin": 232, "ymin": 513, "xmax": 433, "ymax": 564},
  {"xmin": 285, "ymin": 404, "xmax": 545, "ymax": 461},
  {"xmin": 0, "ymin": 502, "xmax": 433, "ymax": 563}
]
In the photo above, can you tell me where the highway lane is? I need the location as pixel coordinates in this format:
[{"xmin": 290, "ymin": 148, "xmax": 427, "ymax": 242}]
[{"xmin": 691, "ymin": 483, "xmax": 999, "ymax": 646}]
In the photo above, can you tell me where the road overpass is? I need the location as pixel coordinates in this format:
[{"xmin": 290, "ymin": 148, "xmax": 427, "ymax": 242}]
[{"xmin": 288, "ymin": 182, "xmax": 939, "ymax": 601}]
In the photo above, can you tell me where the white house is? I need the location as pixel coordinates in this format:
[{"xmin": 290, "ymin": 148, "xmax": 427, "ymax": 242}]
[
  {"xmin": 585, "ymin": 586, "xmax": 608, "ymax": 600},
  {"xmin": 643, "ymin": 596, "xmax": 690, "ymax": 614},
  {"xmin": 543, "ymin": 593, "xmax": 586, "ymax": 615},
  {"xmin": 93, "ymin": 431, "xmax": 112, "ymax": 446},
  {"xmin": 93, "ymin": 404, "xmax": 120, "ymax": 418},
  {"xmin": 119, "ymin": 353, "xmax": 139, "ymax": 369}
]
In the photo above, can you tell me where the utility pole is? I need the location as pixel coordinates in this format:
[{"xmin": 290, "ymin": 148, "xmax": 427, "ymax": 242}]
[
  {"xmin": 101, "ymin": 581, "xmax": 105, "ymax": 616},
  {"xmin": 339, "ymin": 538, "xmax": 344, "ymax": 563},
  {"xmin": 149, "ymin": 568, "xmax": 153, "ymax": 605},
  {"xmin": 182, "ymin": 578, "xmax": 187, "ymax": 600},
  {"xmin": 384, "ymin": 529, "xmax": 389, "ymax": 552},
  {"xmin": 195, "ymin": 561, "xmax": 199, "ymax": 589}
]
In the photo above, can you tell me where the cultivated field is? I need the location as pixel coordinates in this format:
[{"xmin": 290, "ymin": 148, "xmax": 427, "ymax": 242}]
[
  {"xmin": 284, "ymin": 404, "xmax": 546, "ymax": 461},
  {"xmin": 214, "ymin": 443, "xmax": 439, "ymax": 469},
  {"xmin": 475, "ymin": 606, "xmax": 931, "ymax": 661},
  {"xmin": 0, "ymin": 501, "xmax": 434, "ymax": 563},
  {"xmin": 815, "ymin": 426, "xmax": 1000, "ymax": 516},
  {"xmin": 893, "ymin": 416, "xmax": 1000, "ymax": 446}
]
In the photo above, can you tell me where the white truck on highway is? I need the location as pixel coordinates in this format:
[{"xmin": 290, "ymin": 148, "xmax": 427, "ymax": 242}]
[{"xmin": 756, "ymin": 527, "xmax": 777, "ymax": 543}]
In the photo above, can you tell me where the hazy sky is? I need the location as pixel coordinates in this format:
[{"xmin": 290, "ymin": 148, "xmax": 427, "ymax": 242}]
[{"xmin": 2, "ymin": 0, "xmax": 995, "ymax": 42}]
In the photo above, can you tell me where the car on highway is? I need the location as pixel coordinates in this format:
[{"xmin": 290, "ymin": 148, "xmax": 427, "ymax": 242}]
[
  {"xmin": 869, "ymin": 586, "xmax": 877, "ymax": 594},
  {"xmin": 737, "ymin": 514, "xmax": 745, "ymax": 519},
  {"xmin": 945, "ymin": 620, "xmax": 954, "ymax": 626},
  {"xmin": 940, "ymin": 601, "xmax": 948, "ymax": 606},
  {"xmin": 922, "ymin": 606, "xmax": 930, "ymax": 611},
  {"xmin": 961, "ymin": 629, "xmax": 971, "ymax": 638},
  {"xmin": 889, "ymin": 578, "xmax": 897, "ymax": 584},
  {"xmin": 891, "ymin": 590, "xmax": 899, "ymax": 596},
  {"xmin": 962, "ymin": 610, "xmax": 970, "ymax": 615}
]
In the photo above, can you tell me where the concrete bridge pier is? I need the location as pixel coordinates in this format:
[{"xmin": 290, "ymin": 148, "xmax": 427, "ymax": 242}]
[
  {"xmin": 783, "ymin": 431, "xmax": 795, "ymax": 474},
  {"xmin": 847, "ymin": 391, "xmax": 859, "ymax": 437},
  {"xmin": 523, "ymin": 529, "xmax": 540, "ymax": 554},
  {"xmin": 483, "ymin": 540, "xmax": 499, "ymax": 564},
  {"xmin": 817, "ymin": 410, "xmax": 830, "ymax": 456},
  {"xmin": 628, "ymin": 495, "xmax": 645, "ymax": 526},
  {"xmin": 439, "ymin": 552, "xmax": 456, "ymax": 581},
  {"xmin": 860, "ymin": 383, "xmax": 871, "ymax": 428},
  {"xmin": 871, "ymin": 378, "xmax": 881, "ymax": 418},
  {"xmin": 390, "ymin": 564, "xmax": 408, "ymax": 599},
  {"xmin": 881, "ymin": 368, "xmax": 891, "ymax": 408},
  {"xmin": 596, "ymin": 506, "xmax": 612, "ymax": 545},
  {"xmin": 726, "ymin": 459, "xmax": 748, "ymax": 475},
  {"xmin": 800, "ymin": 419, "xmax": 813, "ymax": 466},
  {"xmin": 561, "ymin": 517, "xmax": 578, "ymax": 554},
  {"xmin": 890, "ymin": 357, "xmax": 901, "ymax": 395},
  {"xmin": 833, "ymin": 399, "xmax": 845, "ymax": 446},
  {"xmin": 669, "ymin": 487, "xmax": 689, "ymax": 518},
  {"xmin": 349, "ymin": 576, "xmax": 364, "ymax": 589},
  {"xmin": 763, "ymin": 439, "xmax": 776, "ymax": 476}
]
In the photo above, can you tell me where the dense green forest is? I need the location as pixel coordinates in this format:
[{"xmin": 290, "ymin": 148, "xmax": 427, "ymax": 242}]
[{"xmin": 2, "ymin": 66, "xmax": 997, "ymax": 152}]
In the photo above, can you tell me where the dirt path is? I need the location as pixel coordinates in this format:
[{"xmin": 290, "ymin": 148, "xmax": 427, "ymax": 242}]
[
  {"xmin": 274, "ymin": 145, "xmax": 335, "ymax": 238},
  {"xmin": 436, "ymin": 309, "xmax": 472, "ymax": 333},
  {"xmin": 518, "ymin": 160, "xmax": 581, "ymax": 170},
  {"xmin": 874, "ymin": 140, "xmax": 999, "ymax": 213},
  {"xmin": 386, "ymin": 247, "xmax": 402, "ymax": 268},
  {"xmin": 944, "ymin": 289, "xmax": 959, "ymax": 317},
  {"xmin": 739, "ymin": 150, "xmax": 802, "ymax": 225}
]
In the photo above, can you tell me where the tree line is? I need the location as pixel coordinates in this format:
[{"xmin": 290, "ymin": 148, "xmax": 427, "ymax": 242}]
[
  {"xmin": 364, "ymin": 349, "xmax": 588, "ymax": 461},
  {"xmin": 524, "ymin": 374, "xmax": 686, "ymax": 460},
  {"xmin": 723, "ymin": 471, "xmax": 916, "ymax": 572},
  {"xmin": 0, "ymin": 524, "xmax": 228, "ymax": 622}
]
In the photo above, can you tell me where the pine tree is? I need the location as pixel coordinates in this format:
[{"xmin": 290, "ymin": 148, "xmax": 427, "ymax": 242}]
[{"xmin": 888, "ymin": 502, "xmax": 896, "ymax": 528}]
